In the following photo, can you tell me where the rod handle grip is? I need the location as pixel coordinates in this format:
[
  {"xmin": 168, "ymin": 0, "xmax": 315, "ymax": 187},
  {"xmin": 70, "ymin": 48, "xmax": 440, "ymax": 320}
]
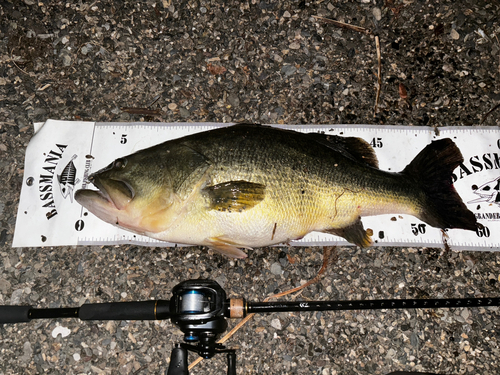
[
  {"xmin": 0, "ymin": 305, "xmax": 32, "ymax": 324},
  {"xmin": 79, "ymin": 300, "xmax": 170, "ymax": 321}
]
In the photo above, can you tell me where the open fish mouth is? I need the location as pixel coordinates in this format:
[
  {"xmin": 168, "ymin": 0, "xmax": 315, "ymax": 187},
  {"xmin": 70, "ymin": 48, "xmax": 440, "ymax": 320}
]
[
  {"xmin": 74, "ymin": 187, "xmax": 119, "ymax": 226},
  {"xmin": 74, "ymin": 175, "xmax": 136, "ymax": 226},
  {"xmin": 86, "ymin": 177, "xmax": 114, "ymax": 206},
  {"xmin": 89, "ymin": 175, "xmax": 135, "ymax": 210}
]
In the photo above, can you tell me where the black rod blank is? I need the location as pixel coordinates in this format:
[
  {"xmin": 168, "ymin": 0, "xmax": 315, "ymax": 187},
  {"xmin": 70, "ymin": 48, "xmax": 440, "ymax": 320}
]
[{"xmin": 247, "ymin": 297, "xmax": 500, "ymax": 314}]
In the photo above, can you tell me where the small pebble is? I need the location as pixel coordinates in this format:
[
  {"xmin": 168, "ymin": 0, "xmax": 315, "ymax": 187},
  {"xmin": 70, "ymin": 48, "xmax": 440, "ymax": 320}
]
[
  {"xmin": 10, "ymin": 288, "xmax": 24, "ymax": 304},
  {"xmin": 442, "ymin": 64, "xmax": 454, "ymax": 72},
  {"xmin": 281, "ymin": 65, "xmax": 296, "ymax": 76},
  {"xmin": 271, "ymin": 318, "xmax": 282, "ymax": 330},
  {"xmin": 61, "ymin": 54, "xmax": 72, "ymax": 66},
  {"xmin": 227, "ymin": 93, "xmax": 240, "ymax": 107},
  {"xmin": 52, "ymin": 325, "xmax": 71, "ymax": 338},
  {"xmin": 180, "ymin": 107, "xmax": 190, "ymax": 118},
  {"xmin": 270, "ymin": 262, "xmax": 282, "ymax": 275}
]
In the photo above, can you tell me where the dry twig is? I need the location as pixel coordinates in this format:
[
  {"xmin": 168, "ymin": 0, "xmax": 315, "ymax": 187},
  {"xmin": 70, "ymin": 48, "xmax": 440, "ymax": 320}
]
[
  {"xmin": 10, "ymin": 47, "xmax": 30, "ymax": 76},
  {"xmin": 479, "ymin": 102, "xmax": 500, "ymax": 125},
  {"xmin": 120, "ymin": 107, "xmax": 163, "ymax": 116},
  {"xmin": 312, "ymin": 15, "xmax": 372, "ymax": 36},
  {"xmin": 479, "ymin": 35, "xmax": 500, "ymax": 124},
  {"xmin": 374, "ymin": 36, "xmax": 382, "ymax": 115}
]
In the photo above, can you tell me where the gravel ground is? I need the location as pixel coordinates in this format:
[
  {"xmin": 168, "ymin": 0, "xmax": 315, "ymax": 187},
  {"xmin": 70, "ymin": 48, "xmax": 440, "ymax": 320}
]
[{"xmin": 1, "ymin": 1, "xmax": 500, "ymax": 374}]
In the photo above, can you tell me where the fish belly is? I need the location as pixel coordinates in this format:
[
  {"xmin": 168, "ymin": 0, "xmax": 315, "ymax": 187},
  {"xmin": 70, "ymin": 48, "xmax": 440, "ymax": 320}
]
[
  {"xmin": 149, "ymin": 181, "xmax": 354, "ymax": 248},
  {"xmin": 147, "ymin": 194, "xmax": 311, "ymax": 248}
]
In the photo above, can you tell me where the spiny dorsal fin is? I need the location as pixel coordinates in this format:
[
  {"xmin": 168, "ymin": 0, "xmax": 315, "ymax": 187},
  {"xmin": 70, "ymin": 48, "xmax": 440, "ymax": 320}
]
[
  {"xmin": 307, "ymin": 133, "xmax": 379, "ymax": 168},
  {"xmin": 203, "ymin": 180, "xmax": 266, "ymax": 212}
]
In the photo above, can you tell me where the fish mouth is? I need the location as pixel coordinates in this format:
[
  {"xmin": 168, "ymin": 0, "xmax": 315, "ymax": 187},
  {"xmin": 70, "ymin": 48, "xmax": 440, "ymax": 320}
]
[
  {"xmin": 91, "ymin": 175, "xmax": 135, "ymax": 210},
  {"xmin": 75, "ymin": 174, "xmax": 135, "ymax": 215},
  {"xmin": 74, "ymin": 186, "xmax": 119, "ymax": 227},
  {"xmin": 75, "ymin": 175, "xmax": 149, "ymax": 233}
]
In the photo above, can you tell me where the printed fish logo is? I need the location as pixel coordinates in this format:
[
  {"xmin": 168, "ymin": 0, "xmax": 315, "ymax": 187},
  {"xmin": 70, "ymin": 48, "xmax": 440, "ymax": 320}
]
[
  {"xmin": 468, "ymin": 176, "xmax": 500, "ymax": 206},
  {"xmin": 57, "ymin": 154, "xmax": 80, "ymax": 202}
]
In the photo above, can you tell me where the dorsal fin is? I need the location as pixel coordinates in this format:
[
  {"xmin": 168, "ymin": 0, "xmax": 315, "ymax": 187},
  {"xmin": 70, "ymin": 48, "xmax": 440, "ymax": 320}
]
[{"xmin": 307, "ymin": 133, "xmax": 379, "ymax": 168}]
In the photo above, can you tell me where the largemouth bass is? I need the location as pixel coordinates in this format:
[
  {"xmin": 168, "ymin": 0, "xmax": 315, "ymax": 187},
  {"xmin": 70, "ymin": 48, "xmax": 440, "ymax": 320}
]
[{"xmin": 75, "ymin": 124, "xmax": 477, "ymax": 258}]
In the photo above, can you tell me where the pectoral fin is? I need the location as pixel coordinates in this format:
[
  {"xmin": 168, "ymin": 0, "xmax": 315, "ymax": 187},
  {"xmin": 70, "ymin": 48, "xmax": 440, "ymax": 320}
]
[
  {"xmin": 203, "ymin": 180, "xmax": 266, "ymax": 212},
  {"xmin": 206, "ymin": 236, "xmax": 250, "ymax": 258},
  {"xmin": 325, "ymin": 217, "xmax": 373, "ymax": 248}
]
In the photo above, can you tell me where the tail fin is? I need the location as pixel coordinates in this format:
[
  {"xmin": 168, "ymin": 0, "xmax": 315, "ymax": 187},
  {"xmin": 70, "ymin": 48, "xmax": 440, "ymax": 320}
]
[{"xmin": 402, "ymin": 139, "xmax": 477, "ymax": 230}]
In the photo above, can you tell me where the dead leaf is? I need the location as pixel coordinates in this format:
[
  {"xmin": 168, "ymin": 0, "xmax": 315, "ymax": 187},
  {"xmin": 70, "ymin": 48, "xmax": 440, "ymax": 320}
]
[
  {"xmin": 398, "ymin": 83, "xmax": 408, "ymax": 100},
  {"xmin": 207, "ymin": 63, "xmax": 227, "ymax": 75}
]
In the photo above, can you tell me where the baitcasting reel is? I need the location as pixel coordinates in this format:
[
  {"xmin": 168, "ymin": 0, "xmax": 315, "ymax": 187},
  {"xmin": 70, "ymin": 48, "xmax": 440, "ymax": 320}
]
[{"xmin": 167, "ymin": 280, "xmax": 235, "ymax": 375}]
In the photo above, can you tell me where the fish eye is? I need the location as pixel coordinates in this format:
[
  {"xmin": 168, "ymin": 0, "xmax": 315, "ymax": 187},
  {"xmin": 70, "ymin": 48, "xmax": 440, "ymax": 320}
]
[{"xmin": 114, "ymin": 158, "xmax": 127, "ymax": 170}]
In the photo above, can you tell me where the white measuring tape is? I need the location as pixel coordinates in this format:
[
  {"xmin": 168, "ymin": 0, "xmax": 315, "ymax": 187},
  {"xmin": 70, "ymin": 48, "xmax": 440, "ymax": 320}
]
[{"xmin": 13, "ymin": 120, "xmax": 500, "ymax": 250}]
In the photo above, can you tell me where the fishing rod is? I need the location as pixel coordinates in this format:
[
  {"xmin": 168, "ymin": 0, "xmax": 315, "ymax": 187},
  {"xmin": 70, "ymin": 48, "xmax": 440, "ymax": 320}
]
[{"xmin": 1, "ymin": 279, "xmax": 498, "ymax": 375}]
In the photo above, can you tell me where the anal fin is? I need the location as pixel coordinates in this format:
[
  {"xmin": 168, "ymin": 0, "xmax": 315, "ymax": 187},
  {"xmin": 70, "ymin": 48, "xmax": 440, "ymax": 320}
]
[
  {"xmin": 324, "ymin": 217, "xmax": 373, "ymax": 248},
  {"xmin": 206, "ymin": 236, "xmax": 250, "ymax": 259}
]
